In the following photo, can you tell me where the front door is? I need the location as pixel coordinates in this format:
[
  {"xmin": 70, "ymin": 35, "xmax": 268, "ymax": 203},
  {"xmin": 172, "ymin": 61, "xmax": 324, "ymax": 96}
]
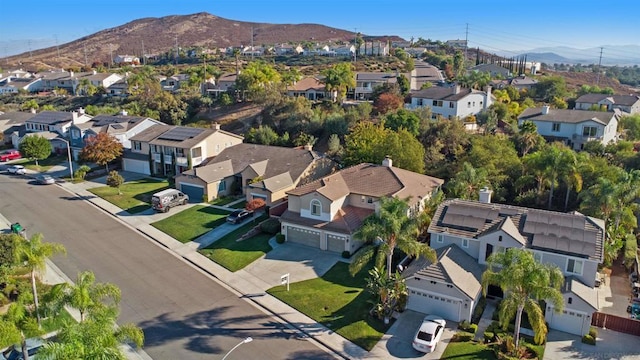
[{"xmin": 485, "ymin": 244, "xmax": 493, "ymax": 262}]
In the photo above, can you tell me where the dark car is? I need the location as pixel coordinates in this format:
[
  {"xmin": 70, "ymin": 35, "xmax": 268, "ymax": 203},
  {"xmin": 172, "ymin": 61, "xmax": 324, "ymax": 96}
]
[
  {"xmin": 226, "ymin": 209, "xmax": 254, "ymax": 224},
  {"xmin": 2, "ymin": 337, "xmax": 45, "ymax": 360}
]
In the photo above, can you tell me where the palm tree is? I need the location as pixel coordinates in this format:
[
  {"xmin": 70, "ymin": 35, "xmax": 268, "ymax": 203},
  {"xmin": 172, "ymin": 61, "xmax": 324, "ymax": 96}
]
[
  {"xmin": 542, "ymin": 144, "xmax": 564, "ymax": 209},
  {"xmin": 48, "ymin": 271, "xmax": 121, "ymax": 323},
  {"xmin": 14, "ymin": 233, "xmax": 66, "ymax": 327},
  {"xmin": 523, "ymin": 150, "xmax": 549, "ymax": 199},
  {"xmin": 516, "ymin": 121, "xmax": 540, "ymax": 156},
  {"xmin": 560, "ymin": 151, "xmax": 585, "ymax": 211},
  {"xmin": 321, "ymin": 62, "xmax": 355, "ymax": 103},
  {"xmin": 349, "ymin": 197, "xmax": 437, "ymax": 279},
  {"xmin": 447, "ymin": 162, "xmax": 489, "ymax": 200},
  {"xmin": 482, "ymin": 248, "xmax": 564, "ymax": 349}
]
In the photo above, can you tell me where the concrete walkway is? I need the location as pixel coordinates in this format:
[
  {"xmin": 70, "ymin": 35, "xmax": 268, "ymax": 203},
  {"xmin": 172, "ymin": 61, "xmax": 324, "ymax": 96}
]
[{"xmin": 474, "ymin": 299, "xmax": 497, "ymax": 342}]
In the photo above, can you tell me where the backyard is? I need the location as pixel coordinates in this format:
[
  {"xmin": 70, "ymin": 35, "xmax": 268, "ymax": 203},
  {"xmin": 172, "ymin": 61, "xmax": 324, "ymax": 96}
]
[
  {"xmin": 151, "ymin": 205, "xmax": 231, "ymax": 243},
  {"xmin": 88, "ymin": 178, "xmax": 169, "ymax": 213}
]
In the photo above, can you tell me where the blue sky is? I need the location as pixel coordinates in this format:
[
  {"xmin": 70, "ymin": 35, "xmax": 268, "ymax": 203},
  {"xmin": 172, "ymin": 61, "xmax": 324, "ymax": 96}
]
[{"xmin": 1, "ymin": 0, "xmax": 639, "ymax": 60}]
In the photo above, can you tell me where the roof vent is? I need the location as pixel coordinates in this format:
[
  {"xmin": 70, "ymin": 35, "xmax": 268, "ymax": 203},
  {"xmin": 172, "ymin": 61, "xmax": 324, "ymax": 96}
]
[
  {"xmin": 542, "ymin": 105, "xmax": 550, "ymax": 115},
  {"xmin": 479, "ymin": 187, "xmax": 492, "ymax": 204}
]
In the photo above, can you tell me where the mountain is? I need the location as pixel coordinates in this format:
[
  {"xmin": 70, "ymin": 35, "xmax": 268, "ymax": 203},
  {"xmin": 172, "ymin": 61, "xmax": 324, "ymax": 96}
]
[
  {"xmin": 496, "ymin": 45, "xmax": 640, "ymax": 66},
  {"xmin": 2, "ymin": 12, "xmax": 402, "ymax": 69}
]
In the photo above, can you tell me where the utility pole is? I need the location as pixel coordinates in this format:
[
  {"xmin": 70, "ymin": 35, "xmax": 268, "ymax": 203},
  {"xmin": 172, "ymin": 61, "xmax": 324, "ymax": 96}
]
[
  {"xmin": 28, "ymin": 40, "xmax": 32, "ymax": 59},
  {"xmin": 141, "ymin": 40, "xmax": 145, "ymax": 65},
  {"xmin": 83, "ymin": 43, "xmax": 88, "ymax": 67},
  {"xmin": 354, "ymin": 28, "xmax": 357, "ymax": 63},
  {"xmin": 55, "ymin": 34, "xmax": 60, "ymax": 60},
  {"xmin": 109, "ymin": 44, "xmax": 113, "ymax": 69},
  {"xmin": 464, "ymin": 23, "xmax": 469, "ymax": 69},
  {"xmin": 596, "ymin": 47, "xmax": 603, "ymax": 86},
  {"xmin": 250, "ymin": 27, "xmax": 254, "ymax": 61},
  {"xmin": 175, "ymin": 36, "xmax": 178, "ymax": 65}
]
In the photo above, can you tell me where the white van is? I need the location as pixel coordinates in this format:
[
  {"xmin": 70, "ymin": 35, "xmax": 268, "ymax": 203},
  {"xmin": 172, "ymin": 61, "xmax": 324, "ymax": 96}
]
[{"xmin": 151, "ymin": 189, "xmax": 189, "ymax": 213}]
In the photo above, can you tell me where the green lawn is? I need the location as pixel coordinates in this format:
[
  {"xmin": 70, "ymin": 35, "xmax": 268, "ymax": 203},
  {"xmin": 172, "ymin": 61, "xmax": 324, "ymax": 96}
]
[
  {"xmin": 151, "ymin": 206, "xmax": 231, "ymax": 243},
  {"xmin": 441, "ymin": 341, "xmax": 496, "ymax": 359},
  {"xmin": 199, "ymin": 229, "xmax": 272, "ymax": 272},
  {"xmin": 267, "ymin": 262, "xmax": 388, "ymax": 351},
  {"xmin": 230, "ymin": 200, "xmax": 247, "ymax": 209},
  {"xmin": 209, "ymin": 196, "xmax": 238, "ymax": 206},
  {"xmin": 15, "ymin": 154, "xmax": 66, "ymax": 172},
  {"xmin": 88, "ymin": 178, "xmax": 169, "ymax": 213}
]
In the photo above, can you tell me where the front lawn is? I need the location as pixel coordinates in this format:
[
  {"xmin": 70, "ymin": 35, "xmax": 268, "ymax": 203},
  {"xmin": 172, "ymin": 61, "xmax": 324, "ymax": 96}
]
[
  {"xmin": 151, "ymin": 206, "xmax": 230, "ymax": 243},
  {"xmin": 199, "ymin": 228, "xmax": 272, "ymax": 272},
  {"xmin": 267, "ymin": 262, "xmax": 388, "ymax": 351},
  {"xmin": 230, "ymin": 200, "xmax": 247, "ymax": 209},
  {"xmin": 441, "ymin": 342, "xmax": 495, "ymax": 359},
  {"xmin": 88, "ymin": 178, "xmax": 169, "ymax": 213},
  {"xmin": 15, "ymin": 154, "xmax": 66, "ymax": 172}
]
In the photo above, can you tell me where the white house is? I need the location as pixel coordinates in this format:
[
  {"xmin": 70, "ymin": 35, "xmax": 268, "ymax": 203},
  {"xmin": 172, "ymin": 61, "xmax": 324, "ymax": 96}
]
[
  {"xmin": 114, "ymin": 55, "xmax": 140, "ymax": 64},
  {"xmin": 352, "ymin": 72, "xmax": 399, "ymax": 100},
  {"xmin": 408, "ymin": 84, "xmax": 493, "ymax": 121},
  {"xmin": 575, "ymin": 94, "xmax": 640, "ymax": 114},
  {"xmin": 0, "ymin": 77, "xmax": 42, "ymax": 94},
  {"xmin": 518, "ymin": 106, "xmax": 621, "ymax": 150}
]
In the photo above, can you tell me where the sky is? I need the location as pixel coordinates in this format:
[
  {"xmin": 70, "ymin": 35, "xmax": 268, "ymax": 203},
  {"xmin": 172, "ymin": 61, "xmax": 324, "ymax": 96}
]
[{"xmin": 1, "ymin": 0, "xmax": 639, "ymax": 62}]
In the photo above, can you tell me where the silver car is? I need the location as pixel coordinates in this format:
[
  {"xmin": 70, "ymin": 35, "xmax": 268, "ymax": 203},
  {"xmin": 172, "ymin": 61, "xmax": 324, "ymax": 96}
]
[
  {"xmin": 7, "ymin": 165, "xmax": 25, "ymax": 175},
  {"xmin": 36, "ymin": 174, "xmax": 55, "ymax": 185}
]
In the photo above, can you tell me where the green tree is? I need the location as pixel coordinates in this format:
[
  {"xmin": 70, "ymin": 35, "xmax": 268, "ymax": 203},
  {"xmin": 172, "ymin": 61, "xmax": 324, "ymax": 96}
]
[
  {"xmin": 349, "ymin": 197, "xmax": 437, "ymax": 279},
  {"xmin": 106, "ymin": 171, "xmax": 124, "ymax": 195},
  {"xmin": 321, "ymin": 62, "xmax": 355, "ymax": 102},
  {"xmin": 534, "ymin": 76, "xmax": 568, "ymax": 103},
  {"xmin": 515, "ymin": 121, "xmax": 542, "ymax": 156},
  {"xmin": 236, "ymin": 61, "xmax": 281, "ymax": 99},
  {"xmin": 19, "ymin": 135, "xmax": 52, "ymax": 166},
  {"xmin": 482, "ymin": 248, "xmax": 564, "ymax": 348},
  {"xmin": 447, "ymin": 162, "xmax": 489, "ymax": 200},
  {"xmin": 384, "ymin": 109, "xmax": 420, "ymax": 136},
  {"xmin": 80, "ymin": 133, "xmax": 123, "ymax": 171},
  {"xmin": 327, "ymin": 134, "xmax": 343, "ymax": 157},
  {"xmin": 620, "ymin": 114, "xmax": 640, "ymax": 141},
  {"xmin": 14, "ymin": 233, "xmax": 66, "ymax": 327},
  {"xmin": 374, "ymin": 93, "xmax": 404, "ymax": 115},
  {"xmin": 21, "ymin": 100, "xmax": 39, "ymax": 111},
  {"xmin": 366, "ymin": 267, "xmax": 406, "ymax": 323},
  {"xmin": 245, "ymin": 125, "xmax": 280, "ymax": 145}
]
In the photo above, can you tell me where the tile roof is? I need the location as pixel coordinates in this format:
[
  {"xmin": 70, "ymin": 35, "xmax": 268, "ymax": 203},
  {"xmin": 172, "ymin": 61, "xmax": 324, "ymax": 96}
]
[
  {"xmin": 429, "ymin": 199, "xmax": 605, "ymax": 261},
  {"xmin": 510, "ymin": 76, "xmax": 538, "ymax": 86},
  {"xmin": 410, "ymin": 85, "xmax": 473, "ymax": 101},
  {"xmin": 519, "ymin": 107, "xmax": 619, "ymax": 125},
  {"xmin": 288, "ymin": 163, "xmax": 443, "ymax": 207},
  {"xmin": 356, "ymin": 72, "xmax": 398, "ymax": 82},
  {"xmin": 280, "ymin": 205, "xmax": 373, "ymax": 235},
  {"xmin": 563, "ymin": 277, "xmax": 599, "ymax": 310},
  {"xmin": 575, "ymin": 94, "xmax": 640, "ymax": 106},
  {"xmin": 405, "ymin": 244, "xmax": 484, "ymax": 299},
  {"xmin": 287, "ymin": 77, "xmax": 326, "ymax": 92},
  {"xmin": 0, "ymin": 111, "xmax": 37, "ymax": 124}
]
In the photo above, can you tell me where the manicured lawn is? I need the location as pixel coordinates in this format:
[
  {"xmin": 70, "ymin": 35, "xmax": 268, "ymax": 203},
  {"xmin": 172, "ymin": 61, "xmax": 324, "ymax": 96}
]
[
  {"xmin": 199, "ymin": 228, "xmax": 272, "ymax": 272},
  {"xmin": 209, "ymin": 196, "xmax": 238, "ymax": 206},
  {"xmin": 230, "ymin": 200, "xmax": 247, "ymax": 209},
  {"xmin": 441, "ymin": 341, "xmax": 496, "ymax": 359},
  {"xmin": 267, "ymin": 261, "xmax": 388, "ymax": 351},
  {"xmin": 15, "ymin": 154, "xmax": 66, "ymax": 172},
  {"xmin": 152, "ymin": 206, "xmax": 231, "ymax": 243},
  {"xmin": 88, "ymin": 178, "xmax": 169, "ymax": 213}
]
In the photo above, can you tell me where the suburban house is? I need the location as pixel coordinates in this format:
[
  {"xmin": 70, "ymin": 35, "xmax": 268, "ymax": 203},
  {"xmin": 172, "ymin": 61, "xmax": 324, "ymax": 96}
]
[
  {"xmin": 286, "ymin": 77, "xmax": 334, "ymax": 101},
  {"xmin": 274, "ymin": 44, "xmax": 304, "ymax": 55},
  {"xmin": 114, "ymin": 55, "xmax": 140, "ymax": 64},
  {"xmin": 124, "ymin": 124, "xmax": 243, "ymax": 177},
  {"xmin": 160, "ymin": 74, "xmax": 190, "ymax": 92},
  {"xmin": 68, "ymin": 112, "xmax": 163, "ymax": 160},
  {"xmin": 408, "ymin": 84, "xmax": 493, "ymax": 123},
  {"xmin": 405, "ymin": 190, "xmax": 603, "ymax": 336},
  {"xmin": 404, "ymin": 47, "xmax": 428, "ymax": 57},
  {"xmin": 509, "ymin": 75, "xmax": 538, "ymax": 90},
  {"xmin": 0, "ymin": 77, "xmax": 42, "ymax": 94},
  {"xmin": 279, "ymin": 158, "xmax": 444, "ymax": 254},
  {"xmin": 352, "ymin": 72, "xmax": 399, "ymax": 100},
  {"xmin": 358, "ymin": 42, "xmax": 389, "ymax": 56},
  {"xmin": 205, "ymin": 73, "xmax": 237, "ymax": 98},
  {"xmin": 0, "ymin": 111, "xmax": 36, "ymax": 145},
  {"xmin": 517, "ymin": 106, "xmax": 621, "ymax": 150},
  {"xmin": 23, "ymin": 110, "xmax": 92, "ymax": 136},
  {"xmin": 175, "ymin": 143, "xmax": 335, "ymax": 204},
  {"xmin": 35, "ymin": 70, "xmax": 122, "ymax": 94},
  {"xmin": 575, "ymin": 94, "xmax": 640, "ymax": 114},
  {"xmin": 410, "ymin": 61, "xmax": 445, "ymax": 90},
  {"xmin": 469, "ymin": 64, "xmax": 511, "ymax": 78}
]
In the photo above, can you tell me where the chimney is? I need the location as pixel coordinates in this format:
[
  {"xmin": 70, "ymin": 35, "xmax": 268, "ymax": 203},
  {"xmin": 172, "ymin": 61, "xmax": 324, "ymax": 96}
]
[
  {"xmin": 542, "ymin": 105, "xmax": 550, "ymax": 115},
  {"xmin": 120, "ymin": 109, "xmax": 128, "ymax": 116},
  {"xmin": 211, "ymin": 122, "xmax": 221, "ymax": 130},
  {"xmin": 30, "ymin": 107, "xmax": 37, "ymax": 114},
  {"xmin": 93, "ymin": 70, "xmax": 97, "ymax": 75},
  {"xmin": 453, "ymin": 84, "xmax": 460, "ymax": 94},
  {"xmin": 72, "ymin": 111, "xmax": 79, "ymax": 124},
  {"xmin": 479, "ymin": 187, "xmax": 492, "ymax": 204},
  {"xmin": 77, "ymin": 107, "xmax": 85, "ymax": 115},
  {"xmin": 304, "ymin": 144, "xmax": 313, "ymax": 151},
  {"xmin": 382, "ymin": 156, "xmax": 392, "ymax": 168},
  {"xmin": 69, "ymin": 71, "xmax": 74, "ymax": 77}
]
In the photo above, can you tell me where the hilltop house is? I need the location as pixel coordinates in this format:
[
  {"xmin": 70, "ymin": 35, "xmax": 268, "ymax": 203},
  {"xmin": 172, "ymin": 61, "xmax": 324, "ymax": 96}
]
[
  {"xmin": 175, "ymin": 143, "xmax": 335, "ymax": 205},
  {"xmin": 517, "ymin": 106, "xmax": 620, "ymax": 150},
  {"xmin": 279, "ymin": 157, "xmax": 443, "ymax": 254},
  {"xmin": 469, "ymin": 64, "xmax": 511, "ymax": 78},
  {"xmin": 352, "ymin": 72, "xmax": 399, "ymax": 100},
  {"xmin": 405, "ymin": 190, "xmax": 604, "ymax": 336},
  {"xmin": 35, "ymin": 70, "xmax": 122, "ymax": 95},
  {"xmin": 575, "ymin": 94, "xmax": 640, "ymax": 114},
  {"xmin": 286, "ymin": 77, "xmax": 334, "ymax": 101},
  {"xmin": 408, "ymin": 84, "xmax": 493, "ymax": 123}
]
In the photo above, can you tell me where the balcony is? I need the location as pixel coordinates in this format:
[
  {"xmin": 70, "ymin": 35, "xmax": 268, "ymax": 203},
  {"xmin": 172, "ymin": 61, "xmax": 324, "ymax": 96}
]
[
  {"xmin": 176, "ymin": 156, "xmax": 188, "ymax": 166},
  {"xmin": 164, "ymin": 154, "xmax": 172, "ymax": 164},
  {"xmin": 355, "ymin": 86, "xmax": 373, "ymax": 93}
]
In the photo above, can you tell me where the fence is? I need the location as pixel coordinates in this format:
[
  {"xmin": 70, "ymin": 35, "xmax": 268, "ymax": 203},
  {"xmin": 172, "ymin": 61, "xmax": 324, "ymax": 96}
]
[{"xmin": 591, "ymin": 312, "xmax": 640, "ymax": 336}]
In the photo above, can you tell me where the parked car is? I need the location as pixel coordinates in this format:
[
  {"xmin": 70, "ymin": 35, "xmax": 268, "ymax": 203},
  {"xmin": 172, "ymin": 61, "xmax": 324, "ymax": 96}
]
[
  {"xmin": 0, "ymin": 150, "xmax": 21, "ymax": 162},
  {"xmin": 7, "ymin": 165, "xmax": 25, "ymax": 175},
  {"xmin": 226, "ymin": 209, "xmax": 254, "ymax": 224},
  {"xmin": 412, "ymin": 315, "xmax": 446, "ymax": 353},
  {"xmin": 151, "ymin": 189, "xmax": 189, "ymax": 213},
  {"xmin": 36, "ymin": 174, "xmax": 55, "ymax": 185},
  {"xmin": 1, "ymin": 336, "xmax": 45, "ymax": 360}
]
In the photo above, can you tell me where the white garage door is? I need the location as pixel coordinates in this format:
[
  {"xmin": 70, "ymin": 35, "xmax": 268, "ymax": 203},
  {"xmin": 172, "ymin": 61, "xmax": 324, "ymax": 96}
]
[
  {"xmin": 123, "ymin": 159, "xmax": 150, "ymax": 175},
  {"xmin": 286, "ymin": 226, "xmax": 320, "ymax": 249},
  {"xmin": 548, "ymin": 309, "xmax": 587, "ymax": 335},
  {"xmin": 327, "ymin": 234, "xmax": 347, "ymax": 253},
  {"xmin": 407, "ymin": 289, "xmax": 462, "ymax": 322}
]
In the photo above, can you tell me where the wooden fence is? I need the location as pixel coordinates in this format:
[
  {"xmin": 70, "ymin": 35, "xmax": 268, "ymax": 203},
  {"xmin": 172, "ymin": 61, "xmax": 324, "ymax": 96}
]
[{"xmin": 592, "ymin": 312, "xmax": 640, "ymax": 336}]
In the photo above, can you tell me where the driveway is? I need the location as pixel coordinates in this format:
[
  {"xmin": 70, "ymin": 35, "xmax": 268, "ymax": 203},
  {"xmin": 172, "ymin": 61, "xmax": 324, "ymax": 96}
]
[
  {"xmin": 370, "ymin": 310, "xmax": 456, "ymax": 359},
  {"xmin": 544, "ymin": 328, "xmax": 640, "ymax": 359}
]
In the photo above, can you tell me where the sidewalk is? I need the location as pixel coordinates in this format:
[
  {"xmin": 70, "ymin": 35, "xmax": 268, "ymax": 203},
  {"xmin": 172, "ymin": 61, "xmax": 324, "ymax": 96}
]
[{"xmin": 49, "ymin": 176, "xmax": 389, "ymax": 359}]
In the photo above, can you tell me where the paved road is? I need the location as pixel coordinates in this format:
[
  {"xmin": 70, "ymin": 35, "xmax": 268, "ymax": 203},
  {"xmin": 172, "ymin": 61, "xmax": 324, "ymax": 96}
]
[{"xmin": 0, "ymin": 174, "xmax": 336, "ymax": 360}]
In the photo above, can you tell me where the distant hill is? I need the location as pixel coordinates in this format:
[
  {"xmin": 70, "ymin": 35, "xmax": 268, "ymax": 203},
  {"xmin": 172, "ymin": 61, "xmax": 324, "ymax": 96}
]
[
  {"xmin": 496, "ymin": 45, "xmax": 640, "ymax": 66},
  {"xmin": 2, "ymin": 12, "xmax": 403, "ymax": 69}
]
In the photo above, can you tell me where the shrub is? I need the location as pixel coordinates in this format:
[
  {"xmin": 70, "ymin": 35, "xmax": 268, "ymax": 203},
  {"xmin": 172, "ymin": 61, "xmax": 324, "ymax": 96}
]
[
  {"xmin": 259, "ymin": 217, "xmax": 281, "ymax": 234},
  {"xmin": 275, "ymin": 233, "xmax": 285, "ymax": 244},
  {"xmin": 452, "ymin": 331, "xmax": 474, "ymax": 342},
  {"xmin": 341, "ymin": 250, "xmax": 350, "ymax": 258},
  {"xmin": 581, "ymin": 334, "xmax": 596, "ymax": 345},
  {"xmin": 589, "ymin": 327, "xmax": 598, "ymax": 338},
  {"xmin": 458, "ymin": 320, "xmax": 470, "ymax": 330},
  {"xmin": 472, "ymin": 297, "xmax": 487, "ymax": 324},
  {"xmin": 484, "ymin": 331, "xmax": 495, "ymax": 343},
  {"xmin": 468, "ymin": 323, "xmax": 478, "ymax": 334},
  {"xmin": 246, "ymin": 198, "xmax": 266, "ymax": 211}
]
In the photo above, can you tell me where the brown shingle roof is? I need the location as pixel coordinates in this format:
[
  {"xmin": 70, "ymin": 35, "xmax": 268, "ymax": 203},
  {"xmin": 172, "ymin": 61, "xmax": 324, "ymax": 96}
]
[
  {"xmin": 576, "ymin": 94, "xmax": 640, "ymax": 106},
  {"xmin": 280, "ymin": 205, "xmax": 373, "ymax": 235},
  {"xmin": 518, "ymin": 107, "xmax": 618, "ymax": 125},
  {"xmin": 287, "ymin": 77, "xmax": 326, "ymax": 92},
  {"xmin": 410, "ymin": 85, "xmax": 473, "ymax": 101}
]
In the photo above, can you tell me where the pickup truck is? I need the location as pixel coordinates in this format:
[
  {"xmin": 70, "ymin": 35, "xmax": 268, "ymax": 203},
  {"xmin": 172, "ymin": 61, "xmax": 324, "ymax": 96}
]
[{"xmin": 0, "ymin": 150, "xmax": 21, "ymax": 162}]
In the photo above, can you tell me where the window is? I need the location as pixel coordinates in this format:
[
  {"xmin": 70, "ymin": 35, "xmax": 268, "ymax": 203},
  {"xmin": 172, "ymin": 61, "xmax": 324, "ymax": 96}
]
[
  {"xmin": 164, "ymin": 147, "xmax": 173, "ymax": 155},
  {"xmin": 133, "ymin": 141, "xmax": 141, "ymax": 151},
  {"xmin": 583, "ymin": 126, "xmax": 597, "ymax": 137},
  {"xmin": 462, "ymin": 238, "xmax": 469, "ymax": 248},
  {"xmin": 417, "ymin": 99, "xmax": 423, "ymax": 106},
  {"xmin": 467, "ymin": 101, "xmax": 471, "ymax": 108},
  {"xmin": 533, "ymin": 252, "xmax": 543, "ymax": 263},
  {"xmin": 432, "ymin": 100, "xmax": 443, "ymax": 107},
  {"xmin": 449, "ymin": 102, "xmax": 454, "ymax": 108},
  {"xmin": 566, "ymin": 258, "xmax": 583, "ymax": 275},
  {"xmin": 552, "ymin": 123, "xmax": 561, "ymax": 132},
  {"xmin": 71, "ymin": 129, "xmax": 80, "ymax": 139},
  {"xmin": 367, "ymin": 197, "xmax": 373, "ymax": 204},
  {"xmin": 192, "ymin": 147, "xmax": 202, "ymax": 158},
  {"xmin": 437, "ymin": 234, "xmax": 443, "ymax": 243},
  {"xmin": 568, "ymin": 297, "xmax": 572, "ymax": 304},
  {"xmin": 311, "ymin": 199, "xmax": 321, "ymax": 216},
  {"xmin": 218, "ymin": 181, "xmax": 226, "ymax": 191}
]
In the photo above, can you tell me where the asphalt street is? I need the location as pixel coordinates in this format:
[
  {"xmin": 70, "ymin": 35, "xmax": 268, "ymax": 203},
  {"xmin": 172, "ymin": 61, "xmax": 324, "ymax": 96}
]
[{"xmin": 0, "ymin": 174, "xmax": 337, "ymax": 359}]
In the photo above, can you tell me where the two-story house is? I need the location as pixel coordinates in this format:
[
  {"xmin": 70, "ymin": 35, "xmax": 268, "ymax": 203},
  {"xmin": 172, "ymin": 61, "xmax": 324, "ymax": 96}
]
[
  {"xmin": 469, "ymin": 63, "xmax": 511, "ymax": 78},
  {"xmin": 286, "ymin": 77, "xmax": 334, "ymax": 101},
  {"xmin": 518, "ymin": 106, "xmax": 620, "ymax": 150},
  {"xmin": 68, "ymin": 112, "xmax": 163, "ymax": 160},
  {"xmin": 352, "ymin": 72, "xmax": 399, "ymax": 100},
  {"xmin": 124, "ymin": 124, "xmax": 244, "ymax": 177},
  {"xmin": 0, "ymin": 77, "xmax": 42, "ymax": 94},
  {"xmin": 114, "ymin": 55, "xmax": 140, "ymax": 64},
  {"xmin": 405, "ymin": 190, "xmax": 603, "ymax": 335},
  {"xmin": 408, "ymin": 84, "xmax": 493, "ymax": 121},
  {"xmin": 175, "ymin": 143, "xmax": 335, "ymax": 205},
  {"xmin": 575, "ymin": 94, "xmax": 640, "ymax": 114},
  {"xmin": 1, "ymin": 111, "xmax": 36, "ymax": 146},
  {"xmin": 280, "ymin": 158, "xmax": 443, "ymax": 254},
  {"xmin": 410, "ymin": 61, "xmax": 445, "ymax": 91}
]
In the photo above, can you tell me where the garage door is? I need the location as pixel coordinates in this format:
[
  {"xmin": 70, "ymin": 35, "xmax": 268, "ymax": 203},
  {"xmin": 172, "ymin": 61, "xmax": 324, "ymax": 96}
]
[
  {"xmin": 286, "ymin": 226, "xmax": 320, "ymax": 249},
  {"xmin": 180, "ymin": 184, "xmax": 204, "ymax": 203},
  {"xmin": 548, "ymin": 309, "xmax": 587, "ymax": 335},
  {"xmin": 407, "ymin": 289, "xmax": 462, "ymax": 322},
  {"xmin": 123, "ymin": 159, "xmax": 150, "ymax": 175},
  {"xmin": 327, "ymin": 234, "xmax": 347, "ymax": 253}
]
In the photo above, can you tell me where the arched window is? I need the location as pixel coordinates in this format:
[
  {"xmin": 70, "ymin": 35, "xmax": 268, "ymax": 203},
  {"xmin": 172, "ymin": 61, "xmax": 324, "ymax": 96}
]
[{"xmin": 311, "ymin": 199, "xmax": 321, "ymax": 216}]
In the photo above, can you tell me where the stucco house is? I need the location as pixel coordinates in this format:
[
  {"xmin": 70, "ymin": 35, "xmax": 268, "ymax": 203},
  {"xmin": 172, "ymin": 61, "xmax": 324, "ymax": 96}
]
[
  {"xmin": 286, "ymin": 77, "xmax": 334, "ymax": 101},
  {"xmin": 279, "ymin": 158, "xmax": 444, "ymax": 254},
  {"xmin": 406, "ymin": 190, "xmax": 604, "ymax": 335},
  {"xmin": 352, "ymin": 72, "xmax": 399, "ymax": 100},
  {"xmin": 0, "ymin": 111, "xmax": 36, "ymax": 145},
  {"xmin": 23, "ymin": 110, "xmax": 92, "ymax": 137},
  {"xmin": 123, "ymin": 124, "xmax": 243, "ymax": 178},
  {"xmin": 408, "ymin": 84, "xmax": 493, "ymax": 122},
  {"xmin": 469, "ymin": 63, "xmax": 511, "ymax": 78},
  {"xmin": 518, "ymin": 106, "xmax": 621, "ymax": 150},
  {"xmin": 176, "ymin": 143, "xmax": 335, "ymax": 205},
  {"xmin": 0, "ymin": 77, "xmax": 42, "ymax": 94},
  {"xmin": 575, "ymin": 94, "xmax": 640, "ymax": 114}
]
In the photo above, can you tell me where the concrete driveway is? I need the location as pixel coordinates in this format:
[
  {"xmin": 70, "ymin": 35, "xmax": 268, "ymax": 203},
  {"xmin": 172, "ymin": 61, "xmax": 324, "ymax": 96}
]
[
  {"xmin": 371, "ymin": 310, "xmax": 456, "ymax": 359},
  {"xmin": 544, "ymin": 328, "xmax": 640, "ymax": 359}
]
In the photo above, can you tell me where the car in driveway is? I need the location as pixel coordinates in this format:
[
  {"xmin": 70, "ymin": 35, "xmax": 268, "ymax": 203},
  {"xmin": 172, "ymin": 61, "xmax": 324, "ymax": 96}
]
[
  {"xmin": 0, "ymin": 150, "xmax": 21, "ymax": 162},
  {"xmin": 36, "ymin": 174, "xmax": 55, "ymax": 185},
  {"xmin": 226, "ymin": 209, "xmax": 254, "ymax": 224},
  {"xmin": 7, "ymin": 165, "xmax": 25, "ymax": 175},
  {"xmin": 1, "ymin": 336, "xmax": 45, "ymax": 360},
  {"xmin": 412, "ymin": 315, "xmax": 446, "ymax": 353}
]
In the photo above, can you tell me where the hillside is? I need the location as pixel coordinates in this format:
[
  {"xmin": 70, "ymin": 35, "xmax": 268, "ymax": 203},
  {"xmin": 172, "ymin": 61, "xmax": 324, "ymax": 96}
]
[
  {"xmin": 542, "ymin": 69, "xmax": 639, "ymax": 96},
  {"xmin": 2, "ymin": 12, "xmax": 402, "ymax": 70}
]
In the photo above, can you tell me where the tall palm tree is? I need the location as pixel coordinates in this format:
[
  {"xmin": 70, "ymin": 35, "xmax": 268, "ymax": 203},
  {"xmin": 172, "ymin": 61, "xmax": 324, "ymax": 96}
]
[
  {"xmin": 560, "ymin": 151, "xmax": 586, "ymax": 211},
  {"xmin": 349, "ymin": 197, "xmax": 437, "ymax": 279},
  {"xmin": 516, "ymin": 121, "xmax": 540, "ymax": 156},
  {"xmin": 482, "ymin": 248, "xmax": 564, "ymax": 349},
  {"xmin": 447, "ymin": 162, "xmax": 489, "ymax": 200},
  {"xmin": 321, "ymin": 62, "xmax": 355, "ymax": 103},
  {"xmin": 542, "ymin": 143, "xmax": 564, "ymax": 209},
  {"xmin": 14, "ymin": 233, "xmax": 66, "ymax": 327},
  {"xmin": 523, "ymin": 150, "xmax": 549, "ymax": 199}
]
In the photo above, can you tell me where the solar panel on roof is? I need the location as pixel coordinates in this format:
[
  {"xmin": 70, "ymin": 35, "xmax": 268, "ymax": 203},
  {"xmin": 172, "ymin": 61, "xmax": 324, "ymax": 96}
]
[{"xmin": 158, "ymin": 127, "xmax": 203, "ymax": 141}]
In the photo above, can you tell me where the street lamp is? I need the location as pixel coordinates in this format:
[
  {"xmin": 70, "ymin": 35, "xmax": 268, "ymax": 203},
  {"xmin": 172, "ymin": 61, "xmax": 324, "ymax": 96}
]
[
  {"xmin": 57, "ymin": 138, "xmax": 74, "ymax": 181},
  {"xmin": 221, "ymin": 337, "xmax": 253, "ymax": 360}
]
